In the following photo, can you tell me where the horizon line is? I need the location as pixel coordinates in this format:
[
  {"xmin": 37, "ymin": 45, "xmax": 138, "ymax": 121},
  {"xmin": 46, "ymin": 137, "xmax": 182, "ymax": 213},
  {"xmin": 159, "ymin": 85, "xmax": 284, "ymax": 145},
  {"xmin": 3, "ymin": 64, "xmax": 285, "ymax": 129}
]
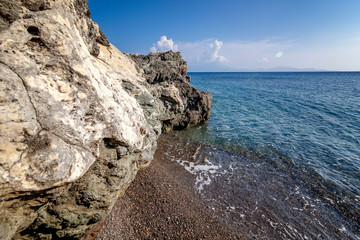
[{"xmin": 188, "ymin": 70, "xmax": 360, "ymax": 73}]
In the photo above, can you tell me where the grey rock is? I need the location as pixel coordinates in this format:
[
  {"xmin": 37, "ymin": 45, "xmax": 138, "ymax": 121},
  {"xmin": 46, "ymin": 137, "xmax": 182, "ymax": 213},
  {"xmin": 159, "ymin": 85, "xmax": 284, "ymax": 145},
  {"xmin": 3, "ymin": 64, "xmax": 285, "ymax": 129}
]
[
  {"xmin": 0, "ymin": 0, "xmax": 212, "ymax": 239},
  {"xmin": 131, "ymin": 51, "xmax": 213, "ymax": 131}
]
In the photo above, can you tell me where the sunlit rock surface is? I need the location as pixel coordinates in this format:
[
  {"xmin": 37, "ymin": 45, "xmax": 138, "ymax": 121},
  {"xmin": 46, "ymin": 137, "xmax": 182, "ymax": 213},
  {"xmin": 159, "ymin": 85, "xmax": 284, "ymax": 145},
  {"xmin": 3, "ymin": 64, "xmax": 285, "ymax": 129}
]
[{"xmin": 0, "ymin": 0, "xmax": 212, "ymax": 239}]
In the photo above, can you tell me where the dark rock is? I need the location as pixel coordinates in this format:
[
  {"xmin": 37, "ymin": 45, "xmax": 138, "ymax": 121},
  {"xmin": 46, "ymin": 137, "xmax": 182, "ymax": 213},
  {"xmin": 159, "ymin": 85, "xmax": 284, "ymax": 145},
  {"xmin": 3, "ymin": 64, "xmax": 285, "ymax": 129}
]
[
  {"xmin": 131, "ymin": 51, "xmax": 212, "ymax": 131},
  {"xmin": 72, "ymin": 0, "xmax": 109, "ymax": 56},
  {"xmin": 96, "ymin": 28, "xmax": 110, "ymax": 47},
  {"xmin": 0, "ymin": 0, "xmax": 22, "ymax": 30},
  {"xmin": 130, "ymin": 51, "xmax": 187, "ymax": 84},
  {"xmin": 22, "ymin": 0, "xmax": 50, "ymax": 12}
]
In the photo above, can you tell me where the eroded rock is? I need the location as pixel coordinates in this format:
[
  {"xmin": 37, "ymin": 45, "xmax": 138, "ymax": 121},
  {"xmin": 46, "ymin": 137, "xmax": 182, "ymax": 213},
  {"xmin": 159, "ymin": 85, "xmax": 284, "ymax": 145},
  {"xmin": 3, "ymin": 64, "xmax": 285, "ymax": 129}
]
[
  {"xmin": 131, "ymin": 51, "xmax": 213, "ymax": 131},
  {"xmin": 0, "ymin": 0, "xmax": 212, "ymax": 239}
]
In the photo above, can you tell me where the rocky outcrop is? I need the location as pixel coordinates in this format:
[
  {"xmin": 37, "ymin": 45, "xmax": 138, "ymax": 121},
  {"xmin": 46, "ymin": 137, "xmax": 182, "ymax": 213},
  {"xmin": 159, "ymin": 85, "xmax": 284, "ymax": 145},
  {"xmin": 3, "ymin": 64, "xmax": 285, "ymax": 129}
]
[
  {"xmin": 0, "ymin": 0, "xmax": 211, "ymax": 239},
  {"xmin": 130, "ymin": 52, "xmax": 212, "ymax": 131}
]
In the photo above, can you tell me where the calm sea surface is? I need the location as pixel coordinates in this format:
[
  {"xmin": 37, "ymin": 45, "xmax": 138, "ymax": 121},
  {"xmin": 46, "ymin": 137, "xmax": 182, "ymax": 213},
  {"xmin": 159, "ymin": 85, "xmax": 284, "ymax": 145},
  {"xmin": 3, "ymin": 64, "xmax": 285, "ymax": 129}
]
[{"xmin": 169, "ymin": 72, "xmax": 360, "ymax": 239}]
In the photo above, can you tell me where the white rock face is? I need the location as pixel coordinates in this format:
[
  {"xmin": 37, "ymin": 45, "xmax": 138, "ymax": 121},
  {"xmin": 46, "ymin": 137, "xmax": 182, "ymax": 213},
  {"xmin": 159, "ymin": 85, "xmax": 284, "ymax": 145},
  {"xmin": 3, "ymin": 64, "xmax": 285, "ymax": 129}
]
[{"xmin": 0, "ymin": 0, "xmax": 150, "ymax": 191}]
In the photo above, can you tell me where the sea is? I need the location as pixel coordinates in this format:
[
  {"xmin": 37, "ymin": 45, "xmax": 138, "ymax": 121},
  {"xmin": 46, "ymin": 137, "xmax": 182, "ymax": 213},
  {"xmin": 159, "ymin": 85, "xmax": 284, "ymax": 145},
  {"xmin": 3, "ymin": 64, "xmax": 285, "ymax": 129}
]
[{"xmin": 164, "ymin": 72, "xmax": 360, "ymax": 239}]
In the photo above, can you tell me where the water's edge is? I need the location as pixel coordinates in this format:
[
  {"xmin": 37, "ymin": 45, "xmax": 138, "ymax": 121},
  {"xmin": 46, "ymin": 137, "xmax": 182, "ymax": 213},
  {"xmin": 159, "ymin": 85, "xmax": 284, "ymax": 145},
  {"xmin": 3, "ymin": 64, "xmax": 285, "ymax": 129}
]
[{"xmin": 164, "ymin": 130, "xmax": 359, "ymax": 239}]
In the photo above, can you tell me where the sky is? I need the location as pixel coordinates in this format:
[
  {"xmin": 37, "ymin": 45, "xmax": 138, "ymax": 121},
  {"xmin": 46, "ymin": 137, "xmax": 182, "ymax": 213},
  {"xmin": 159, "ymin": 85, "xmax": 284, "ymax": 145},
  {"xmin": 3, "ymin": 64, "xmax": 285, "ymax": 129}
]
[{"xmin": 88, "ymin": 0, "xmax": 360, "ymax": 72}]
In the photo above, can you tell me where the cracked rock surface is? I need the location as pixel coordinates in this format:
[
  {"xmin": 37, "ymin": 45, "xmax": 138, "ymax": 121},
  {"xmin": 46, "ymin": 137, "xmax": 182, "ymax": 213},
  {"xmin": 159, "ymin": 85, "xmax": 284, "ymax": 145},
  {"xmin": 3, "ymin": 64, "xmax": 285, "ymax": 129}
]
[
  {"xmin": 0, "ymin": 0, "xmax": 212, "ymax": 239},
  {"xmin": 130, "ymin": 52, "xmax": 212, "ymax": 131}
]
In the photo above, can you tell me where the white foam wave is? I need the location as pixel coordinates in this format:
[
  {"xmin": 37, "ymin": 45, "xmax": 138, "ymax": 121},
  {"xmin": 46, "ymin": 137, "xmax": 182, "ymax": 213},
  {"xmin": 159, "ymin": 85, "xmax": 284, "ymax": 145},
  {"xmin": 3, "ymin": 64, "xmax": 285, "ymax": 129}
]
[{"xmin": 174, "ymin": 156, "xmax": 221, "ymax": 192}]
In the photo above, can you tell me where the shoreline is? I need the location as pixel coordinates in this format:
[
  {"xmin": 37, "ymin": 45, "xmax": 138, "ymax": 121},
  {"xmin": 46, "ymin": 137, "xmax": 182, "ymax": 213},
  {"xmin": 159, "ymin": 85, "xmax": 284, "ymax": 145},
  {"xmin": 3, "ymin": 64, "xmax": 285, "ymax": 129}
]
[
  {"xmin": 95, "ymin": 133, "xmax": 243, "ymax": 239},
  {"xmin": 95, "ymin": 130, "xmax": 360, "ymax": 239}
]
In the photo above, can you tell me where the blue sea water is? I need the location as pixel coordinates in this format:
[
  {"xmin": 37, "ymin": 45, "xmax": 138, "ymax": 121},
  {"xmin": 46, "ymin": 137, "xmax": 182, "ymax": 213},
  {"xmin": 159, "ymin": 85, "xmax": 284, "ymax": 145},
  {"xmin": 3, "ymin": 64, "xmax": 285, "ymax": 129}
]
[
  {"xmin": 189, "ymin": 72, "xmax": 360, "ymax": 195},
  {"xmin": 171, "ymin": 72, "xmax": 360, "ymax": 239}
]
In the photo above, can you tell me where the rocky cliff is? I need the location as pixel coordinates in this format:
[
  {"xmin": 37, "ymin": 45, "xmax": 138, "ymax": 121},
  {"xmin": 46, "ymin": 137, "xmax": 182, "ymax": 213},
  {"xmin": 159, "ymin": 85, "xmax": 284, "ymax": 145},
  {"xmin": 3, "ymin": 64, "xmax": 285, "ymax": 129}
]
[{"xmin": 0, "ymin": 0, "xmax": 212, "ymax": 239}]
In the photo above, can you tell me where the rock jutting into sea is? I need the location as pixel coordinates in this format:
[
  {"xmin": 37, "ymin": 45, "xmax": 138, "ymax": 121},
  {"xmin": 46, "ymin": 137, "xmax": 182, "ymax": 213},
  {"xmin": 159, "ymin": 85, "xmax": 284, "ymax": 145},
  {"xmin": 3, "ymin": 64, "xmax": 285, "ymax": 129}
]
[{"xmin": 0, "ymin": 0, "xmax": 212, "ymax": 239}]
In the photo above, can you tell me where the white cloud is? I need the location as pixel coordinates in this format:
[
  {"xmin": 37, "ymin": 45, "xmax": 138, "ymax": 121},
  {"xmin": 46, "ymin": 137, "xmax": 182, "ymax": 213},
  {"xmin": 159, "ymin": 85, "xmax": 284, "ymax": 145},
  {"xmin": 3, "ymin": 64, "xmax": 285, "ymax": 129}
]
[
  {"xmin": 149, "ymin": 36, "xmax": 360, "ymax": 71},
  {"xmin": 210, "ymin": 40, "xmax": 227, "ymax": 62},
  {"xmin": 150, "ymin": 37, "xmax": 227, "ymax": 63},
  {"xmin": 194, "ymin": 37, "xmax": 360, "ymax": 71},
  {"xmin": 177, "ymin": 39, "xmax": 227, "ymax": 63},
  {"xmin": 148, "ymin": 36, "xmax": 360, "ymax": 71},
  {"xmin": 150, "ymin": 36, "xmax": 179, "ymax": 53},
  {"xmin": 199, "ymin": 39, "xmax": 294, "ymax": 70}
]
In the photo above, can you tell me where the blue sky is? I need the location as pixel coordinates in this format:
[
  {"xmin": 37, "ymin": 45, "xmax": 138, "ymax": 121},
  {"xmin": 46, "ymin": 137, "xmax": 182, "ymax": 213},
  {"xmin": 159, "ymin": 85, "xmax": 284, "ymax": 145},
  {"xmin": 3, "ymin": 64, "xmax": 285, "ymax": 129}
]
[{"xmin": 89, "ymin": 0, "xmax": 360, "ymax": 71}]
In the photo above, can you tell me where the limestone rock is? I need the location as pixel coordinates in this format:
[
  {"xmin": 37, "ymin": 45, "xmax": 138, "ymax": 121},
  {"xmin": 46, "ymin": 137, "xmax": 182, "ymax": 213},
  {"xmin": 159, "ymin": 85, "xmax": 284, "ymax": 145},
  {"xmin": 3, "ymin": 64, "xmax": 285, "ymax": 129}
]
[{"xmin": 0, "ymin": 0, "xmax": 212, "ymax": 239}]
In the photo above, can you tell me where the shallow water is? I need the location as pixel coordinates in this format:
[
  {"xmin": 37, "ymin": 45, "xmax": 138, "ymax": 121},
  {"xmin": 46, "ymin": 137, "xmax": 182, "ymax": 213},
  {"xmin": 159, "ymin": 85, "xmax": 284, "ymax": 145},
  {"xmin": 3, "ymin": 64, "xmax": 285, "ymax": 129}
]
[
  {"xmin": 167, "ymin": 72, "xmax": 360, "ymax": 239},
  {"xmin": 162, "ymin": 132, "xmax": 359, "ymax": 239}
]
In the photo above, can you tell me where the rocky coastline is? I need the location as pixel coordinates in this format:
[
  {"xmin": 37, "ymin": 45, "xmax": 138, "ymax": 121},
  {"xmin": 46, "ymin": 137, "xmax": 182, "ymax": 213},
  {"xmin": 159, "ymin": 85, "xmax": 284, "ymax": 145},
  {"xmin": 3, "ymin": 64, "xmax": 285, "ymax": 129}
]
[
  {"xmin": 94, "ymin": 133, "xmax": 243, "ymax": 240},
  {"xmin": 0, "ymin": 0, "xmax": 212, "ymax": 239}
]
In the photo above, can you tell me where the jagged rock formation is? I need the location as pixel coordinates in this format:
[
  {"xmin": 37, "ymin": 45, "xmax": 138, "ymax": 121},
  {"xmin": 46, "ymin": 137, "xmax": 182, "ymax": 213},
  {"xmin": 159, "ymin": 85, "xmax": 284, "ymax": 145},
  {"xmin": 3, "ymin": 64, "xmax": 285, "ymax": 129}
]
[
  {"xmin": 130, "ymin": 52, "xmax": 212, "ymax": 131},
  {"xmin": 0, "ymin": 0, "xmax": 211, "ymax": 239}
]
